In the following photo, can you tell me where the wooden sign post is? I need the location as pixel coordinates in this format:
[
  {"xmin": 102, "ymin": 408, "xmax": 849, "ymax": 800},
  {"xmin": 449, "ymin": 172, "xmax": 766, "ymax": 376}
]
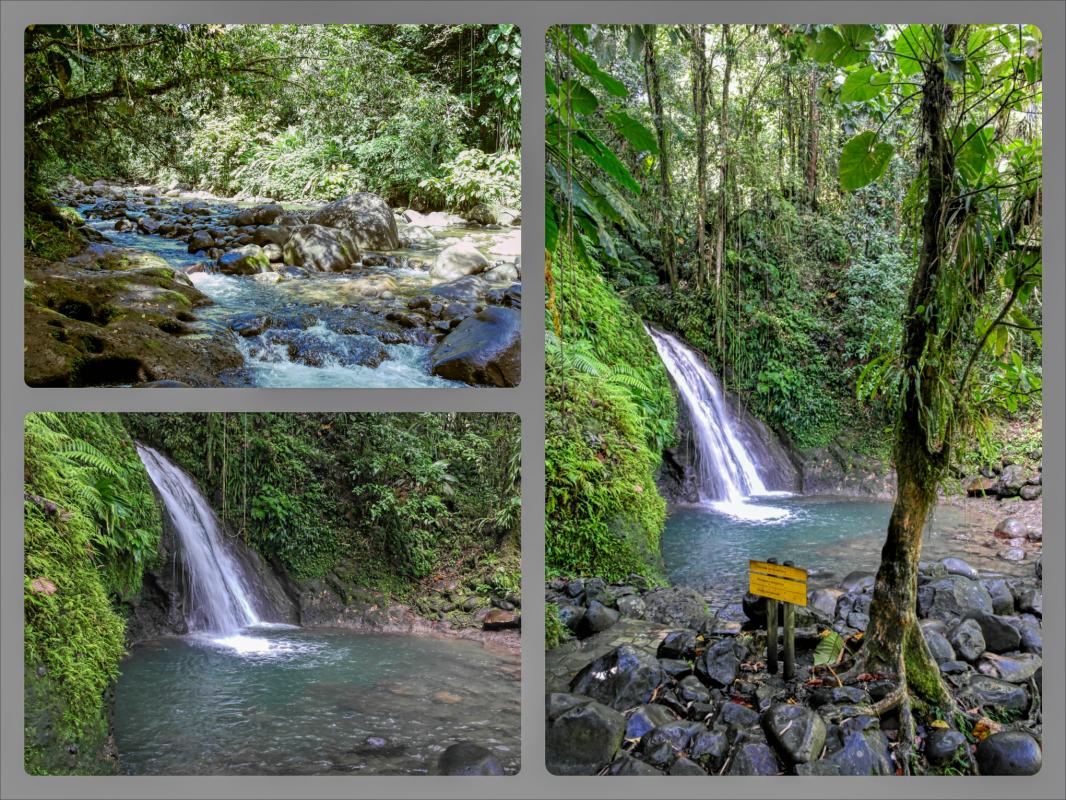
[{"xmin": 749, "ymin": 558, "xmax": 807, "ymax": 680}]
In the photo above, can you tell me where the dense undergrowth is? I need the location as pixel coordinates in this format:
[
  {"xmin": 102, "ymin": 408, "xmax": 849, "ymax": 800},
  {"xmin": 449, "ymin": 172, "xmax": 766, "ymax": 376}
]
[
  {"xmin": 24, "ymin": 412, "xmax": 162, "ymax": 774},
  {"xmin": 545, "ymin": 246, "xmax": 677, "ymax": 582},
  {"xmin": 24, "ymin": 411, "xmax": 520, "ymax": 772}
]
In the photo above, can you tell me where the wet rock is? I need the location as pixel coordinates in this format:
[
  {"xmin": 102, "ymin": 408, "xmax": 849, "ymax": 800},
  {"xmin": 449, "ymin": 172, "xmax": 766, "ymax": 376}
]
[
  {"xmin": 983, "ymin": 578, "xmax": 1017, "ymax": 616},
  {"xmin": 464, "ymin": 203, "xmax": 497, "ymax": 225},
  {"xmin": 188, "ymin": 229, "xmax": 214, "ymax": 252},
  {"xmin": 668, "ymin": 756, "xmax": 706, "ymax": 776},
  {"xmin": 262, "ymin": 243, "xmax": 283, "ymax": 263},
  {"xmin": 967, "ymin": 476, "xmax": 997, "ymax": 497},
  {"xmin": 690, "ymin": 729, "xmax": 730, "ymax": 771},
  {"xmin": 924, "ymin": 728, "xmax": 967, "ymax": 767},
  {"xmin": 961, "ymin": 675, "xmax": 1028, "ymax": 711},
  {"xmin": 728, "ymin": 741, "xmax": 780, "ymax": 775},
  {"xmin": 695, "ymin": 638, "xmax": 740, "ymax": 689},
  {"xmin": 308, "ymin": 192, "xmax": 399, "ymax": 250},
  {"xmin": 763, "ymin": 703, "xmax": 826, "ymax": 764},
  {"xmin": 657, "ymin": 630, "xmax": 698, "ymax": 661},
  {"xmin": 230, "ymin": 313, "xmax": 272, "ymax": 338},
  {"xmin": 401, "ymin": 225, "xmax": 436, "ymax": 247},
  {"xmin": 641, "ymin": 720, "xmax": 703, "ymax": 757},
  {"xmin": 642, "ymin": 586, "xmax": 709, "ymax": 629},
  {"xmin": 430, "ymin": 306, "xmax": 520, "ymax": 387},
  {"xmin": 949, "ymin": 618, "xmax": 986, "ymax": 662},
  {"xmin": 1012, "ymin": 585, "xmax": 1042, "ymax": 617},
  {"xmin": 919, "ymin": 575, "xmax": 994, "ymax": 622},
  {"xmin": 430, "ymin": 241, "xmax": 491, "ymax": 281},
  {"xmin": 616, "ymin": 594, "xmax": 646, "ymax": 619},
  {"xmin": 967, "ymin": 612, "xmax": 1022, "ymax": 653},
  {"xmin": 217, "ymin": 244, "xmax": 270, "ymax": 275},
  {"xmin": 1000, "ymin": 547, "xmax": 1026, "ymax": 562},
  {"xmin": 715, "ymin": 701, "xmax": 760, "ymax": 732},
  {"xmin": 546, "ymin": 693, "xmax": 625, "ymax": 775},
  {"xmin": 996, "ymin": 464, "xmax": 1027, "ymax": 498},
  {"xmin": 1019, "ymin": 484, "xmax": 1042, "ymax": 501},
  {"xmin": 253, "ymin": 203, "xmax": 285, "ymax": 226},
  {"xmin": 821, "ymin": 729, "xmax": 893, "ymax": 776},
  {"xmin": 607, "ymin": 753, "xmax": 662, "ymax": 775},
  {"xmin": 570, "ymin": 645, "xmax": 665, "ymax": 712},
  {"xmin": 579, "ymin": 600, "xmax": 619, "ymax": 635},
  {"xmin": 437, "ymin": 742, "xmax": 504, "ymax": 776},
  {"xmin": 676, "ymin": 674, "xmax": 710, "ymax": 704},
  {"xmin": 482, "ymin": 609, "xmax": 519, "ymax": 631},
  {"xmin": 252, "ymin": 224, "xmax": 291, "ymax": 247},
  {"xmin": 625, "ymin": 704, "xmax": 676, "ymax": 740},
  {"xmin": 808, "ymin": 588, "xmax": 843, "ymax": 619},
  {"xmin": 976, "ymin": 730, "xmax": 1042, "ymax": 776},
  {"xmin": 556, "ymin": 603, "xmax": 585, "ymax": 632},
  {"xmin": 841, "ymin": 571, "xmax": 875, "ymax": 593},
  {"xmin": 941, "ymin": 558, "xmax": 978, "ymax": 580},
  {"xmin": 976, "ymin": 652, "xmax": 1041, "ymax": 683},
  {"xmin": 484, "ymin": 263, "xmax": 519, "ymax": 283},
  {"xmin": 923, "ymin": 628, "xmax": 957, "ymax": 663},
  {"xmin": 994, "ymin": 517, "xmax": 1029, "ymax": 539},
  {"xmin": 282, "ymin": 224, "xmax": 360, "ymax": 272}
]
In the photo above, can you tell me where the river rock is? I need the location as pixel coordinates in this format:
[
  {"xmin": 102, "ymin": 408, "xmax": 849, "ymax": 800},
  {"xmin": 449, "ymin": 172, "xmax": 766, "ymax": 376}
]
[
  {"xmin": 924, "ymin": 728, "xmax": 967, "ymax": 766},
  {"xmin": 430, "ymin": 306, "xmax": 520, "ymax": 387},
  {"xmin": 821, "ymin": 729, "xmax": 893, "ymax": 776},
  {"xmin": 728, "ymin": 741, "xmax": 780, "ymax": 775},
  {"xmin": 977, "ymin": 652, "xmax": 1041, "ymax": 683},
  {"xmin": 217, "ymin": 244, "xmax": 269, "ymax": 275},
  {"xmin": 580, "ymin": 600, "xmax": 619, "ymax": 635},
  {"xmin": 282, "ymin": 224, "xmax": 360, "ymax": 272},
  {"xmin": 949, "ymin": 618, "xmax": 986, "ymax": 662},
  {"xmin": 976, "ymin": 731, "xmax": 1042, "ymax": 775},
  {"xmin": 556, "ymin": 603, "xmax": 584, "ymax": 631},
  {"xmin": 694, "ymin": 638, "xmax": 740, "ymax": 689},
  {"xmin": 431, "ymin": 241, "xmax": 491, "ymax": 280},
  {"xmin": 808, "ymin": 588, "xmax": 842, "ymax": 619},
  {"xmin": 253, "ymin": 203, "xmax": 285, "ymax": 225},
  {"xmin": 994, "ymin": 517, "xmax": 1029, "ymax": 539},
  {"xmin": 463, "ymin": 203, "xmax": 497, "ymax": 225},
  {"xmin": 642, "ymin": 586, "xmax": 708, "ymax": 629},
  {"xmin": 308, "ymin": 192, "xmax": 399, "ymax": 250},
  {"xmin": 919, "ymin": 575, "xmax": 993, "ymax": 622},
  {"xmin": 923, "ymin": 628, "xmax": 956, "ymax": 663},
  {"xmin": 483, "ymin": 263, "xmax": 519, "ymax": 283},
  {"xmin": 763, "ymin": 703, "xmax": 827, "ymax": 764},
  {"xmin": 262, "ymin": 243, "xmax": 283, "ymax": 262},
  {"xmin": 841, "ymin": 571, "xmax": 875, "ymax": 593},
  {"xmin": 188, "ymin": 229, "xmax": 214, "ymax": 253},
  {"xmin": 482, "ymin": 609, "xmax": 519, "ymax": 630},
  {"xmin": 668, "ymin": 757, "xmax": 706, "ymax": 776},
  {"xmin": 252, "ymin": 224, "xmax": 291, "ymax": 247},
  {"xmin": 961, "ymin": 675, "xmax": 1028, "ymax": 711},
  {"xmin": 569, "ymin": 645, "xmax": 665, "ymax": 712},
  {"xmin": 625, "ymin": 703, "xmax": 676, "ymax": 740},
  {"xmin": 616, "ymin": 595, "xmax": 646, "ymax": 619},
  {"xmin": 607, "ymin": 754, "xmax": 662, "ymax": 775},
  {"xmin": 1000, "ymin": 547, "xmax": 1026, "ymax": 562},
  {"xmin": 967, "ymin": 612, "xmax": 1022, "ymax": 653},
  {"xmin": 401, "ymin": 225, "xmax": 436, "ymax": 247},
  {"xmin": 941, "ymin": 558, "xmax": 978, "ymax": 580},
  {"xmin": 546, "ymin": 693, "xmax": 625, "ymax": 775},
  {"xmin": 437, "ymin": 742, "xmax": 504, "ymax": 776},
  {"xmin": 997, "ymin": 464, "xmax": 1026, "ymax": 497},
  {"xmin": 1019, "ymin": 484, "xmax": 1042, "ymax": 501},
  {"xmin": 657, "ymin": 630, "xmax": 698, "ymax": 661}
]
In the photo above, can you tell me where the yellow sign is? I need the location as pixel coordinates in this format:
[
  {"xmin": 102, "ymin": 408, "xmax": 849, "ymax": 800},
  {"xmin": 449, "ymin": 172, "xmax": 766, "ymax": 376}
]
[{"xmin": 749, "ymin": 560, "xmax": 808, "ymax": 606}]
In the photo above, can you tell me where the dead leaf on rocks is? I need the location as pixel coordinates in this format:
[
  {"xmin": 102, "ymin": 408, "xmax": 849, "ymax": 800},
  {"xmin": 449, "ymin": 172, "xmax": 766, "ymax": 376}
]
[{"xmin": 972, "ymin": 717, "xmax": 1002, "ymax": 742}]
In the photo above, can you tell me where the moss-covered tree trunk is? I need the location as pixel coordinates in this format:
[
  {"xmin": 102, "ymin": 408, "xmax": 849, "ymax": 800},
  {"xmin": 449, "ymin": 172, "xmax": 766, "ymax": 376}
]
[{"xmin": 863, "ymin": 25, "xmax": 958, "ymax": 707}]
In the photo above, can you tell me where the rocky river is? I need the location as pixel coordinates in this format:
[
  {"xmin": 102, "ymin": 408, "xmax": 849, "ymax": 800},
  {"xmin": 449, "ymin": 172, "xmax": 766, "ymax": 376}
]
[{"xmin": 26, "ymin": 180, "xmax": 522, "ymax": 388}]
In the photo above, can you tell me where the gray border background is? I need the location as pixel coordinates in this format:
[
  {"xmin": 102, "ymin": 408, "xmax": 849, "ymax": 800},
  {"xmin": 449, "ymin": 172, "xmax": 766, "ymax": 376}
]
[{"xmin": 1, "ymin": 2, "xmax": 1061, "ymax": 798}]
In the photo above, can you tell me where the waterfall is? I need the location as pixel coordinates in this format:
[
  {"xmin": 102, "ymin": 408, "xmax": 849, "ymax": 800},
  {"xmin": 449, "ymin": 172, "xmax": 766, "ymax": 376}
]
[
  {"xmin": 647, "ymin": 326, "xmax": 792, "ymax": 520},
  {"xmin": 136, "ymin": 444, "xmax": 263, "ymax": 634}
]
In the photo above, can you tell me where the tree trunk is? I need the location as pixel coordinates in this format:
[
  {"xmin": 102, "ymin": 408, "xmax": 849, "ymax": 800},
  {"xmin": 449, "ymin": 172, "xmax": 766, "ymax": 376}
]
[
  {"xmin": 863, "ymin": 25, "xmax": 958, "ymax": 708},
  {"xmin": 692, "ymin": 25, "xmax": 708, "ymax": 289},
  {"xmin": 713, "ymin": 24, "xmax": 733, "ymax": 290},
  {"xmin": 643, "ymin": 26, "xmax": 677, "ymax": 289},
  {"xmin": 806, "ymin": 68, "xmax": 820, "ymax": 209}
]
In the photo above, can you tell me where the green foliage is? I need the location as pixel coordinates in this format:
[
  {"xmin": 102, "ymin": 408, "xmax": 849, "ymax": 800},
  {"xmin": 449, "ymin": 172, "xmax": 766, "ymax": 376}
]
[
  {"xmin": 25, "ymin": 25, "xmax": 520, "ymax": 207},
  {"xmin": 546, "ymin": 247, "xmax": 676, "ymax": 580},
  {"xmin": 23, "ymin": 412, "xmax": 162, "ymax": 771},
  {"xmin": 419, "ymin": 148, "xmax": 521, "ymax": 212},
  {"xmin": 126, "ymin": 413, "xmax": 520, "ymax": 591},
  {"xmin": 545, "ymin": 604, "xmax": 571, "ymax": 650}
]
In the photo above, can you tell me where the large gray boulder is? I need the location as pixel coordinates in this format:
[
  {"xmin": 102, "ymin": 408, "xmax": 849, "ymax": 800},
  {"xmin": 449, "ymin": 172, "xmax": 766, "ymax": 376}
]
[
  {"xmin": 569, "ymin": 645, "xmax": 665, "ymax": 712},
  {"xmin": 431, "ymin": 241, "xmax": 491, "ymax": 280},
  {"xmin": 282, "ymin": 224, "xmax": 360, "ymax": 272},
  {"xmin": 308, "ymin": 192, "xmax": 399, "ymax": 250},
  {"xmin": 546, "ymin": 693, "xmax": 625, "ymax": 775},
  {"xmin": 217, "ymin": 244, "xmax": 269, "ymax": 275},
  {"xmin": 430, "ymin": 306, "xmax": 520, "ymax": 387}
]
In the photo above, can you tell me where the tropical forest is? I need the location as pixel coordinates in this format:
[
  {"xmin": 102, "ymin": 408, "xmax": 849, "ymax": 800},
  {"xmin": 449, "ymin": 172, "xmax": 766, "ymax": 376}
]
[
  {"xmin": 25, "ymin": 412, "xmax": 521, "ymax": 775},
  {"xmin": 24, "ymin": 24, "xmax": 522, "ymax": 388},
  {"xmin": 544, "ymin": 24, "xmax": 1044, "ymax": 777}
]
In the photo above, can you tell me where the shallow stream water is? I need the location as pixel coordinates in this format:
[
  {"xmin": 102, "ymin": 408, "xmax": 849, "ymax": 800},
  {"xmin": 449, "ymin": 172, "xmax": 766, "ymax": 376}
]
[
  {"xmin": 662, "ymin": 496, "xmax": 1030, "ymax": 607},
  {"xmin": 81, "ymin": 198, "xmax": 519, "ymax": 387},
  {"xmin": 114, "ymin": 626, "xmax": 521, "ymax": 775}
]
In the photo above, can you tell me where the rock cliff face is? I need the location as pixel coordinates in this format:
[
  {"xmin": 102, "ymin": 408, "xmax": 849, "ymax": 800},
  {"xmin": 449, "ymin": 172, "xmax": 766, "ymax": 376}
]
[{"xmin": 124, "ymin": 506, "xmax": 299, "ymax": 644}]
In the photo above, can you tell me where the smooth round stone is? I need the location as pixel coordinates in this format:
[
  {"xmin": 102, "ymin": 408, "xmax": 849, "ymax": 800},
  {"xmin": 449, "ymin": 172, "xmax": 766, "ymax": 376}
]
[{"xmin": 976, "ymin": 730, "xmax": 1042, "ymax": 776}]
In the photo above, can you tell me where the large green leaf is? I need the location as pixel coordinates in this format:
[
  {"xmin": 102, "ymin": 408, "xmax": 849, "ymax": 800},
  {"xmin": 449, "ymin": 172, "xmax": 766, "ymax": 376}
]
[
  {"xmin": 554, "ymin": 31, "xmax": 628, "ymax": 98},
  {"xmin": 894, "ymin": 25, "xmax": 931, "ymax": 76},
  {"xmin": 839, "ymin": 131, "xmax": 894, "ymax": 190},
  {"xmin": 840, "ymin": 65, "xmax": 891, "ymax": 103},
  {"xmin": 572, "ymin": 130, "xmax": 641, "ymax": 193},
  {"xmin": 813, "ymin": 630, "xmax": 845, "ymax": 666},
  {"xmin": 809, "ymin": 27, "xmax": 845, "ymax": 64},
  {"xmin": 605, "ymin": 110, "xmax": 659, "ymax": 155}
]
